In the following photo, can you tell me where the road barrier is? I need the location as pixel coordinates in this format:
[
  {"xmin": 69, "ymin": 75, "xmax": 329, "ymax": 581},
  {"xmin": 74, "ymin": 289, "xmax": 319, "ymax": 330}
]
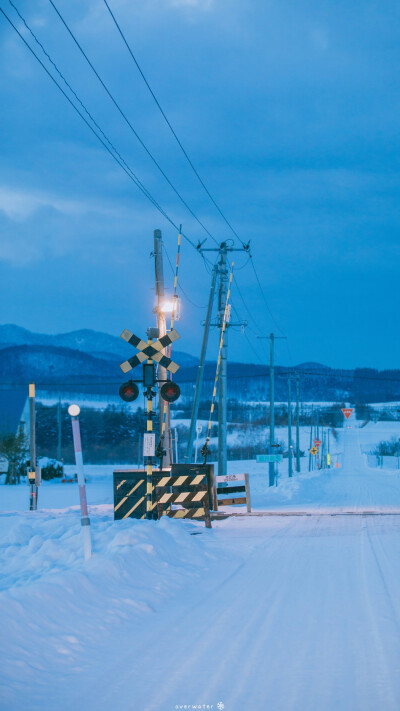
[
  {"xmin": 216, "ymin": 473, "xmax": 251, "ymax": 512},
  {"xmin": 113, "ymin": 464, "xmax": 215, "ymax": 526},
  {"xmin": 155, "ymin": 469, "xmax": 212, "ymax": 528},
  {"xmin": 113, "ymin": 469, "xmax": 171, "ymax": 520}
]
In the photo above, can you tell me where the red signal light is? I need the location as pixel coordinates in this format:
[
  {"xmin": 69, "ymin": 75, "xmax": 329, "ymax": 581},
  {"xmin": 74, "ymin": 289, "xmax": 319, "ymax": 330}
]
[
  {"xmin": 119, "ymin": 380, "xmax": 139, "ymax": 402},
  {"xmin": 160, "ymin": 382, "xmax": 180, "ymax": 403}
]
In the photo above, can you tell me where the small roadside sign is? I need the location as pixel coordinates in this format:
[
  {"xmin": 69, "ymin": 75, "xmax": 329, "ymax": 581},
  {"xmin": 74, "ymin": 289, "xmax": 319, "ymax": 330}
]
[
  {"xmin": 310, "ymin": 446, "xmax": 318, "ymax": 455},
  {"xmin": 341, "ymin": 408, "xmax": 353, "ymax": 420},
  {"xmin": 314, "ymin": 439, "xmax": 322, "ymax": 448},
  {"xmin": 256, "ymin": 454, "xmax": 283, "ymax": 463},
  {"xmin": 143, "ymin": 433, "xmax": 156, "ymax": 457}
]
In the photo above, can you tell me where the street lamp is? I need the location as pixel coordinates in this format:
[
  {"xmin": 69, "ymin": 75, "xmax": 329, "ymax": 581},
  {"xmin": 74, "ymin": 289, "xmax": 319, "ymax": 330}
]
[{"xmin": 68, "ymin": 403, "xmax": 92, "ymax": 560}]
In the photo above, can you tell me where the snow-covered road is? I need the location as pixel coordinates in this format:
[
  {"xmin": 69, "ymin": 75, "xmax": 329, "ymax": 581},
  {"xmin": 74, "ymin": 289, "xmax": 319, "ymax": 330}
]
[{"xmin": 2, "ymin": 418, "xmax": 400, "ymax": 711}]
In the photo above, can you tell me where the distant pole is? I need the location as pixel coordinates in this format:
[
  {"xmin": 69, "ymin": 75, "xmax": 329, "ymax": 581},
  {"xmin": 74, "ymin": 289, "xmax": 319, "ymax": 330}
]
[
  {"xmin": 309, "ymin": 405, "xmax": 313, "ymax": 472},
  {"xmin": 328, "ymin": 428, "xmax": 330, "ymax": 467},
  {"xmin": 57, "ymin": 395, "xmax": 62, "ymax": 462},
  {"xmin": 68, "ymin": 404, "xmax": 92, "ymax": 560},
  {"xmin": 288, "ymin": 376, "xmax": 293, "ymax": 478},
  {"xmin": 29, "ymin": 383, "xmax": 37, "ymax": 511},
  {"xmin": 269, "ymin": 333, "xmax": 275, "ymax": 486},
  {"xmin": 257, "ymin": 332, "xmax": 286, "ymax": 486},
  {"xmin": 295, "ymin": 372, "xmax": 300, "ymax": 473}
]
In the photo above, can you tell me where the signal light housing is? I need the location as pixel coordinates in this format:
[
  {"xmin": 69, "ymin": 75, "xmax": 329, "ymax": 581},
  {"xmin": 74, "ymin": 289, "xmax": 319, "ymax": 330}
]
[
  {"xmin": 119, "ymin": 380, "xmax": 139, "ymax": 402},
  {"xmin": 160, "ymin": 381, "xmax": 181, "ymax": 403}
]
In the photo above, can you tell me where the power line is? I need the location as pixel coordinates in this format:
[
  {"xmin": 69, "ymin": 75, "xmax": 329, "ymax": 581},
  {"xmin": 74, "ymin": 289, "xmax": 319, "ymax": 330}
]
[
  {"xmin": 1, "ymin": 4, "xmax": 202, "ymax": 252},
  {"xmin": 48, "ymin": 0, "xmax": 219, "ymax": 246},
  {"xmin": 230, "ymin": 302, "xmax": 264, "ymax": 364},
  {"xmin": 249, "ymin": 257, "xmax": 286, "ymax": 336},
  {"xmin": 7, "ymin": 0, "xmax": 166, "ymax": 218},
  {"xmin": 4, "ymin": 368, "xmax": 400, "ymax": 386},
  {"xmin": 232, "ymin": 274, "xmax": 262, "ymax": 334},
  {"xmin": 102, "ymin": 0, "xmax": 246, "ymax": 248}
]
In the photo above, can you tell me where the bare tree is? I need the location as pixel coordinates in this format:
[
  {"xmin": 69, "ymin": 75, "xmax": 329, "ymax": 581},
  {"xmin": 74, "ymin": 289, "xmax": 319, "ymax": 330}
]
[{"xmin": 0, "ymin": 430, "xmax": 29, "ymax": 484}]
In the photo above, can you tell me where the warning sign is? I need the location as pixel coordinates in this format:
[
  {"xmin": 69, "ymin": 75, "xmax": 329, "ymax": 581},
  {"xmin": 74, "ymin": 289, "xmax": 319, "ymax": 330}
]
[
  {"xmin": 310, "ymin": 446, "xmax": 318, "ymax": 455},
  {"xmin": 341, "ymin": 408, "xmax": 353, "ymax": 420}
]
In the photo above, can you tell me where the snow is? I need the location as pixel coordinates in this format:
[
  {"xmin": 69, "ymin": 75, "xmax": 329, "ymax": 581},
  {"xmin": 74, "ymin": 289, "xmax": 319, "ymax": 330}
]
[{"xmin": 2, "ymin": 412, "xmax": 400, "ymax": 710}]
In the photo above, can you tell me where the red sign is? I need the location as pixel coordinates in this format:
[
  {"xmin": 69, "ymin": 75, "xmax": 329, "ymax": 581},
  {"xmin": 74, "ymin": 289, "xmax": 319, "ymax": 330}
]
[
  {"xmin": 341, "ymin": 408, "xmax": 353, "ymax": 420},
  {"xmin": 314, "ymin": 439, "xmax": 322, "ymax": 447}
]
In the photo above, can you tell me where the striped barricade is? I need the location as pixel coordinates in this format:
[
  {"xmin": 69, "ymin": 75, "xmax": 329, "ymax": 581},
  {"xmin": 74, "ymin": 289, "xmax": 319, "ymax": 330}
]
[
  {"xmin": 216, "ymin": 473, "xmax": 251, "ymax": 512},
  {"xmin": 155, "ymin": 473, "xmax": 212, "ymax": 529},
  {"xmin": 113, "ymin": 470, "xmax": 171, "ymax": 520}
]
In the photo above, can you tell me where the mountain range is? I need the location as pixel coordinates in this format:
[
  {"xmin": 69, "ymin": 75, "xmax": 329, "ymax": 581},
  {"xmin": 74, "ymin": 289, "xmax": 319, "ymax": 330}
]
[{"xmin": 0, "ymin": 324, "xmax": 399, "ymax": 403}]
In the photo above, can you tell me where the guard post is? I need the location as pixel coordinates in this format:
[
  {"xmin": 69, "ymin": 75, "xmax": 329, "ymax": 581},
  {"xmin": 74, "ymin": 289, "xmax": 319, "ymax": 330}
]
[{"xmin": 68, "ymin": 404, "xmax": 92, "ymax": 560}]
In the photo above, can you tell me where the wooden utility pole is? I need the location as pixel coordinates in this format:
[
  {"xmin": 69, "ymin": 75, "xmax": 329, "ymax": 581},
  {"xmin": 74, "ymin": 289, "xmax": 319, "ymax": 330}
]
[
  {"xmin": 153, "ymin": 229, "xmax": 172, "ymax": 466},
  {"xmin": 191, "ymin": 241, "xmax": 248, "ymax": 476}
]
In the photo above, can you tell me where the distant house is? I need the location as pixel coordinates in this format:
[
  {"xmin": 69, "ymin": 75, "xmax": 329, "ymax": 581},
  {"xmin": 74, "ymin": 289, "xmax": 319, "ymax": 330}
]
[{"xmin": 0, "ymin": 389, "xmax": 29, "ymax": 437}]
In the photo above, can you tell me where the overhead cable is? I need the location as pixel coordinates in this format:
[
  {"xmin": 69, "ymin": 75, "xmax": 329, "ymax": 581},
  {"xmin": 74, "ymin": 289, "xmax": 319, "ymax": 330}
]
[
  {"xmin": 48, "ymin": 0, "xmax": 219, "ymax": 246},
  {"xmin": 102, "ymin": 0, "xmax": 246, "ymax": 247}
]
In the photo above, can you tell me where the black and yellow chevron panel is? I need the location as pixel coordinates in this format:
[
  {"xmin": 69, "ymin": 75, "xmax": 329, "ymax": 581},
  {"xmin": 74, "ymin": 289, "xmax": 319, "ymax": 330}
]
[
  {"xmin": 164, "ymin": 508, "xmax": 206, "ymax": 520},
  {"xmin": 113, "ymin": 470, "xmax": 170, "ymax": 520}
]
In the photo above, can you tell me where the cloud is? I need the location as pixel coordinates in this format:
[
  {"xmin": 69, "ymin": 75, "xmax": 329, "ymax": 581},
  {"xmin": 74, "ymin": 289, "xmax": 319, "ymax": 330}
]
[{"xmin": 0, "ymin": 186, "xmax": 89, "ymax": 221}]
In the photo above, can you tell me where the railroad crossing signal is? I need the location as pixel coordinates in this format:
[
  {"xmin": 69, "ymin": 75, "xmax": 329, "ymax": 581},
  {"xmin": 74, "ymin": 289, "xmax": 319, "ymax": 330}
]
[
  {"xmin": 119, "ymin": 328, "xmax": 180, "ymax": 374},
  {"xmin": 341, "ymin": 408, "xmax": 353, "ymax": 420},
  {"xmin": 310, "ymin": 446, "xmax": 318, "ymax": 455},
  {"xmin": 117, "ymin": 326, "xmax": 181, "ymax": 519}
]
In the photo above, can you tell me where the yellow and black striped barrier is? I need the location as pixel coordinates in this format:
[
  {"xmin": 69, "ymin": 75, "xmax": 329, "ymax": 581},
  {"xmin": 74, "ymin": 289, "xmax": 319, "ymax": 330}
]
[
  {"xmin": 113, "ymin": 470, "xmax": 170, "ymax": 520},
  {"xmin": 155, "ymin": 469, "xmax": 212, "ymax": 529},
  {"xmin": 113, "ymin": 466, "xmax": 215, "ymax": 527}
]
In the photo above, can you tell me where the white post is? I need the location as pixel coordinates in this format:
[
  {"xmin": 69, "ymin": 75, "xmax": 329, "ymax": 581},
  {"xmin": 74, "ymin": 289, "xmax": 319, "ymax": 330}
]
[
  {"xmin": 174, "ymin": 427, "xmax": 178, "ymax": 464},
  {"xmin": 69, "ymin": 405, "xmax": 92, "ymax": 560}
]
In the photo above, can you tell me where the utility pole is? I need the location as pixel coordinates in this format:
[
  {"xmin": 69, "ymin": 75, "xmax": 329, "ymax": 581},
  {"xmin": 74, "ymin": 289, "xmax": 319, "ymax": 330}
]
[
  {"xmin": 287, "ymin": 376, "xmax": 292, "ymax": 477},
  {"xmin": 217, "ymin": 248, "xmax": 228, "ymax": 479},
  {"xmin": 295, "ymin": 372, "xmax": 300, "ymax": 473},
  {"xmin": 57, "ymin": 395, "xmax": 62, "ymax": 462},
  {"xmin": 279, "ymin": 372, "xmax": 293, "ymax": 478},
  {"xmin": 185, "ymin": 263, "xmax": 218, "ymax": 461},
  {"xmin": 328, "ymin": 428, "xmax": 330, "ymax": 467},
  {"xmin": 258, "ymin": 333, "xmax": 286, "ymax": 486},
  {"xmin": 153, "ymin": 229, "xmax": 172, "ymax": 466},
  {"xmin": 309, "ymin": 404, "xmax": 314, "ymax": 472},
  {"xmin": 28, "ymin": 383, "xmax": 37, "ymax": 511},
  {"xmin": 269, "ymin": 333, "xmax": 275, "ymax": 486},
  {"xmin": 191, "ymin": 241, "xmax": 249, "ymax": 477}
]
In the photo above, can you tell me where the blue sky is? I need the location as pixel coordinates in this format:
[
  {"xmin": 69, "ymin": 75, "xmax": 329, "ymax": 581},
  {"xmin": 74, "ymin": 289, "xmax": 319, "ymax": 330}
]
[{"xmin": 0, "ymin": 0, "xmax": 399, "ymax": 369}]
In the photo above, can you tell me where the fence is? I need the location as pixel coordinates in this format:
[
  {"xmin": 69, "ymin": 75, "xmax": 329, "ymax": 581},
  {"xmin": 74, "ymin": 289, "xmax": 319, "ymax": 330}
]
[{"xmin": 366, "ymin": 454, "xmax": 400, "ymax": 470}]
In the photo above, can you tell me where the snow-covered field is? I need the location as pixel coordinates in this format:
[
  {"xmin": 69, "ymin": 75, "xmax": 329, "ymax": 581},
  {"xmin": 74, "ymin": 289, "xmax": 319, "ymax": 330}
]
[{"xmin": 2, "ymin": 414, "xmax": 400, "ymax": 710}]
